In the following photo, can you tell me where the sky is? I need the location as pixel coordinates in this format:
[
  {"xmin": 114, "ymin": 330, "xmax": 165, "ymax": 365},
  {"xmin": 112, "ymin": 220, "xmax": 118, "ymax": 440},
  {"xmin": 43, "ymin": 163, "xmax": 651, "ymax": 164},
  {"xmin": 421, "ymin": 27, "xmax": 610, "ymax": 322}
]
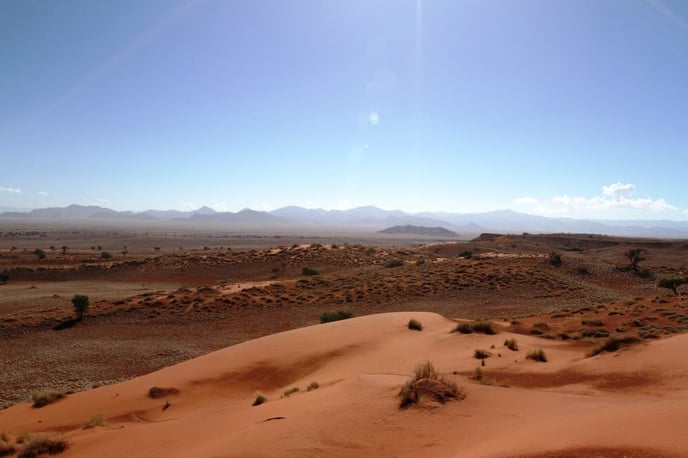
[{"xmin": 1, "ymin": 0, "xmax": 688, "ymax": 220}]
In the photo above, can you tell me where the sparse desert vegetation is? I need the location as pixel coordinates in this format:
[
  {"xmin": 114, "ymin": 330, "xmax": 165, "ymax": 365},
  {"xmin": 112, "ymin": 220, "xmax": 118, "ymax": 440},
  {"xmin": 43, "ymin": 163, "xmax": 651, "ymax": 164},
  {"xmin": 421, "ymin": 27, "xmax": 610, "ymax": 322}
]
[
  {"xmin": 407, "ymin": 318, "xmax": 423, "ymax": 331},
  {"xmin": 17, "ymin": 436, "xmax": 67, "ymax": 458},
  {"xmin": 526, "ymin": 348, "xmax": 548, "ymax": 362},
  {"xmin": 398, "ymin": 361, "xmax": 464, "ymax": 409},
  {"xmin": 3, "ymin": 230, "xmax": 688, "ymax": 456},
  {"xmin": 31, "ymin": 390, "xmax": 64, "ymax": 408},
  {"xmin": 320, "ymin": 310, "xmax": 353, "ymax": 323}
]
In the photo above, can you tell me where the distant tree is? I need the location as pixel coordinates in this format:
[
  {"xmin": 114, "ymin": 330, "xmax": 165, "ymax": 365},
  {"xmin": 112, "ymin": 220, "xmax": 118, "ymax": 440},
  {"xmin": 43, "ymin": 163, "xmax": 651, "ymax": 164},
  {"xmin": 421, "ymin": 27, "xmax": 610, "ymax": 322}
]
[
  {"xmin": 658, "ymin": 278, "xmax": 687, "ymax": 295},
  {"xmin": 71, "ymin": 295, "xmax": 89, "ymax": 321},
  {"xmin": 97, "ymin": 245, "xmax": 102, "ymax": 251},
  {"xmin": 49, "ymin": 246, "xmax": 56, "ymax": 252},
  {"xmin": 33, "ymin": 248, "xmax": 46, "ymax": 260},
  {"xmin": 100, "ymin": 251, "xmax": 112, "ymax": 260},
  {"xmin": 91, "ymin": 246, "xmax": 96, "ymax": 251},
  {"xmin": 0, "ymin": 272, "xmax": 9, "ymax": 284},
  {"xmin": 154, "ymin": 246, "xmax": 161, "ymax": 252},
  {"xmin": 625, "ymin": 248, "xmax": 646, "ymax": 271},
  {"xmin": 61, "ymin": 245, "xmax": 68, "ymax": 255}
]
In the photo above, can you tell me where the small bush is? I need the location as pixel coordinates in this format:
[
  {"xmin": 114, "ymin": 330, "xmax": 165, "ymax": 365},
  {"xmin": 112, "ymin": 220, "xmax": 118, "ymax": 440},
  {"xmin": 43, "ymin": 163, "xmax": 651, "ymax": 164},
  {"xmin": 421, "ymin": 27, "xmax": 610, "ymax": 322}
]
[
  {"xmin": 581, "ymin": 319, "xmax": 604, "ymax": 327},
  {"xmin": 302, "ymin": 267, "xmax": 319, "ymax": 276},
  {"xmin": 148, "ymin": 386, "xmax": 180, "ymax": 399},
  {"xmin": 384, "ymin": 259, "xmax": 404, "ymax": 268},
  {"xmin": 408, "ymin": 319, "xmax": 423, "ymax": 331},
  {"xmin": 32, "ymin": 390, "xmax": 64, "ymax": 408},
  {"xmin": 547, "ymin": 252, "xmax": 563, "ymax": 267},
  {"xmin": 252, "ymin": 393, "xmax": 266, "ymax": 406},
  {"xmin": 454, "ymin": 320, "xmax": 497, "ymax": 335},
  {"xmin": 100, "ymin": 251, "xmax": 112, "ymax": 260},
  {"xmin": 588, "ymin": 336, "xmax": 641, "ymax": 357},
  {"xmin": 658, "ymin": 277, "xmax": 687, "ymax": 295},
  {"xmin": 82, "ymin": 413, "xmax": 104, "ymax": 429},
  {"xmin": 18, "ymin": 436, "xmax": 67, "ymax": 458},
  {"xmin": 307, "ymin": 381, "xmax": 320, "ymax": 391},
  {"xmin": 398, "ymin": 361, "xmax": 464, "ymax": 409},
  {"xmin": 0, "ymin": 442, "xmax": 16, "ymax": 457},
  {"xmin": 576, "ymin": 265, "xmax": 591, "ymax": 275},
  {"xmin": 16, "ymin": 432, "xmax": 30, "ymax": 445},
  {"xmin": 473, "ymin": 367, "xmax": 494, "ymax": 385},
  {"xmin": 458, "ymin": 250, "xmax": 472, "ymax": 259},
  {"xmin": 526, "ymin": 349, "xmax": 547, "ymax": 362},
  {"xmin": 503, "ymin": 338, "xmax": 519, "ymax": 351},
  {"xmin": 473, "ymin": 349, "xmax": 491, "ymax": 360},
  {"xmin": 320, "ymin": 310, "xmax": 353, "ymax": 323},
  {"xmin": 283, "ymin": 387, "xmax": 299, "ymax": 397},
  {"xmin": 0, "ymin": 272, "xmax": 8, "ymax": 284}
]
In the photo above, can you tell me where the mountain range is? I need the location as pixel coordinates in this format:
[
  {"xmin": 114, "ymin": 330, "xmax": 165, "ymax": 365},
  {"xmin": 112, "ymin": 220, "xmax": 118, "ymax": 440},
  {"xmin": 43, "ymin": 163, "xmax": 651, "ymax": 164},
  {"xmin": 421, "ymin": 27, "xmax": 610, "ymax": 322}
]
[{"xmin": 2, "ymin": 204, "xmax": 688, "ymax": 238}]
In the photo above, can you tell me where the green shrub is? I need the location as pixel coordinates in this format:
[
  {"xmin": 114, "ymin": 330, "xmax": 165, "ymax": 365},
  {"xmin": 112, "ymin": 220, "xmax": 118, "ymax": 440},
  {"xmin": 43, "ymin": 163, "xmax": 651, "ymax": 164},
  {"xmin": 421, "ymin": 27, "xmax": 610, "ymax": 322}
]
[
  {"xmin": 526, "ymin": 349, "xmax": 547, "ymax": 362},
  {"xmin": 33, "ymin": 249, "xmax": 46, "ymax": 260},
  {"xmin": 458, "ymin": 250, "xmax": 472, "ymax": 259},
  {"xmin": 307, "ymin": 381, "xmax": 319, "ymax": 391},
  {"xmin": 252, "ymin": 393, "xmax": 266, "ymax": 406},
  {"xmin": 302, "ymin": 267, "xmax": 319, "ymax": 276},
  {"xmin": 503, "ymin": 338, "xmax": 518, "ymax": 351},
  {"xmin": 320, "ymin": 310, "xmax": 353, "ymax": 323},
  {"xmin": 32, "ymin": 390, "xmax": 64, "ymax": 408},
  {"xmin": 384, "ymin": 259, "xmax": 404, "ymax": 268},
  {"xmin": 408, "ymin": 319, "xmax": 423, "ymax": 331},
  {"xmin": 0, "ymin": 272, "xmax": 8, "ymax": 284}
]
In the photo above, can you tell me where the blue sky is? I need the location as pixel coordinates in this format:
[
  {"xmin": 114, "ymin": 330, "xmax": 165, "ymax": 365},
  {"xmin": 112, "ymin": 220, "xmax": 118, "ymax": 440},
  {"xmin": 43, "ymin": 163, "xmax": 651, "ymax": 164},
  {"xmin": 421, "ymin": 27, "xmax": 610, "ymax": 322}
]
[{"xmin": 1, "ymin": 0, "xmax": 687, "ymax": 219}]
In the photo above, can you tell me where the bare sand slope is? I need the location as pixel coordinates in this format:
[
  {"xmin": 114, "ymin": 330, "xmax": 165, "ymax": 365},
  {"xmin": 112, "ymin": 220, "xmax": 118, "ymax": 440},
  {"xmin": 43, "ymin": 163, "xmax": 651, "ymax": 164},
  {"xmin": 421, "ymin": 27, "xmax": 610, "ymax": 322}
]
[{"xmin": 2, "ymin": 312, "xmax": 687, "ymax": 457}]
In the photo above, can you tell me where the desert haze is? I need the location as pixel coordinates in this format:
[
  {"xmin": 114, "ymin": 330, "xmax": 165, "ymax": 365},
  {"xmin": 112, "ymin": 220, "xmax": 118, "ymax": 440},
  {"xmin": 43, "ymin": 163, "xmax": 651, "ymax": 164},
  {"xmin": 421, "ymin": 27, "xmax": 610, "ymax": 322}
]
[{"xmin": 1, "ymin": 223, "xmax": 688, "ymax": 457}]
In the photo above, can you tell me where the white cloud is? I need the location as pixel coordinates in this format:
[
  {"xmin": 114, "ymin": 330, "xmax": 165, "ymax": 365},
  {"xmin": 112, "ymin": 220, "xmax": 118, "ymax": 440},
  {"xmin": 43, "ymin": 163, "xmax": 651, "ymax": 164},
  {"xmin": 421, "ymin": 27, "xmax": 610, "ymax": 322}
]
[
  {"xmin": 514, "ymin": 197, "xmax": 538, "ymax": 205},
  {"xmin": 514, "ymin": 183, "xmax": 676, "ymax": 216},
  {"xmin": 37, "ymin": 191, "xmax": 49, "ymax": 196},
  {"xmin": 369, "ymin": 111, "xmax": 380, "ymax": 126},
  {"xmin": 537, "ymin": 183, "xmax": 677, "ymax": 215},
  {"xmin": 0, "ymin": 186, "xmax": 21, "ymax": 194}
]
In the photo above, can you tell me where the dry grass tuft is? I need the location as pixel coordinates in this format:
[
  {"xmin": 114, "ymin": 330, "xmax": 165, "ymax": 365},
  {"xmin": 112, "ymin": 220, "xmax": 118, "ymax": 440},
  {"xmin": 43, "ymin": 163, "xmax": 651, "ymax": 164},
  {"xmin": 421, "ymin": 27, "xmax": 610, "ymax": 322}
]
[
  {"xmin": 82, "ymin": 413, "xmax": 104, "ymax": 429},
  {"xmin": 17, "ymin": 436, "xmax": 67, "ymax": 458},
  {"xmin": 526, "ymin": 348, "xmax": 548, "ymax": 362},
  {"xmin": 588, "ymin": 336, "xmax": 641, "ymax": 357},
  {"xmin": 31, "ymin": 390, "xmax": 64, "ymax": 408},
  {"xmin": 148, "ymin": 386, "xmax": 180, "ymax": 399},
  {"xmin": 407, "ymin": 318, "xmax": 423, "ymax": 331},
  {"xmin": 454, "ymin": 320, "xmax": 497, "ymax": 335},
  {"xmin": 399, "ymin": 361, "xmax": 465, "ymax": 409}
]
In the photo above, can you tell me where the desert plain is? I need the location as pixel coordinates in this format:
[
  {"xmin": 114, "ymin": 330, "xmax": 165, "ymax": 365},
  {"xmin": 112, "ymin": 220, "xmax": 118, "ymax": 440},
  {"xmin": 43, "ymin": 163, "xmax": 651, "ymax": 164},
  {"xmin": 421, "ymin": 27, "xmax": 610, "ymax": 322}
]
[{"xmin": 1, "ymin": 222, "xmax": 688, "ymax": 457}]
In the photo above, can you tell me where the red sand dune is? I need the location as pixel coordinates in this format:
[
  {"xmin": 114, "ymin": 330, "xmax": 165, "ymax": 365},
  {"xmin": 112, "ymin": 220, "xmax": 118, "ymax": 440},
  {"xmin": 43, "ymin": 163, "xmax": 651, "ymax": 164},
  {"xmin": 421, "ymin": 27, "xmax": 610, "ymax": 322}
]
[{"xmin": 2, "ymin": 312, "xmax": 687, "ymax": 457}]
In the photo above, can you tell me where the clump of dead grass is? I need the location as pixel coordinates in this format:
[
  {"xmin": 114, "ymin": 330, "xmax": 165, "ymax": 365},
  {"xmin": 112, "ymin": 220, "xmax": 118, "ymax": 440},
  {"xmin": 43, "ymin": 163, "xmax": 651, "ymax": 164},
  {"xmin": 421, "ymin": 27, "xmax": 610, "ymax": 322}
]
[
  {"xmin": 454, "ymin": 320, "xmax": 497, "ymax": 335},
  {"xmin": 17, "ymin": 436, "xmax": 67, "ymax": 458},
  {"xmin": 407, "ymin": 318, "xmax": 423, "ymax": 331},
  {"xmin": 82, "ymin": 413, "xmax": 104, "ymax": 429},
  {"xmin": 526, "ymin": 348, "xmax": 548, "ymax": 362},
  {"xmin": 588, "ymin": 336, "xmax": 641, "ymax": 357},
  {"xmin": 398, "ymin": 361, "xmax": 465, "ymax": 409},
  {"xmin": 31, "ymin": 390, "xmax": 64, "ymax": 408},
  {"xmin": 148, "ymin": 386, "xmax": 180, "ymax": 399},
  {"xmin": 503, "ymin": 338, "xmax": 519, "ymax": 351}
]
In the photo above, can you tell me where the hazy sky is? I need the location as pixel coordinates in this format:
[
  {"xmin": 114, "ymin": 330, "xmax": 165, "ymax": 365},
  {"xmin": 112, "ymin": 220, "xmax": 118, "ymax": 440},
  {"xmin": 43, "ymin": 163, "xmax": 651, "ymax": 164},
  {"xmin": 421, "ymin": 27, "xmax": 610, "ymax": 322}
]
[{"xmin": 2, "ymin": 0, "xmax": 688, "ymax": 219}]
